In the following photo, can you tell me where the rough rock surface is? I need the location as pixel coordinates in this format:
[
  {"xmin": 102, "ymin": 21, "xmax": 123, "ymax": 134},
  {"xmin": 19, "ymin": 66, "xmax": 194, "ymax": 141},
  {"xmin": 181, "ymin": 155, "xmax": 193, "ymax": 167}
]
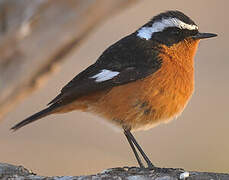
[{"xmin": 0, "ymin": 163, "xmax": 229, "ymax": 180}]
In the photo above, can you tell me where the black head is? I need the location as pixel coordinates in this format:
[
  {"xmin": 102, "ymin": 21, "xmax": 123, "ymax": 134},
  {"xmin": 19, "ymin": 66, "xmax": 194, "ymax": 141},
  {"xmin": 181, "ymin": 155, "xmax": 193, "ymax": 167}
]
[{"xmin": 136, "ymin": 10, "xmax": 217, "ymax": 46}]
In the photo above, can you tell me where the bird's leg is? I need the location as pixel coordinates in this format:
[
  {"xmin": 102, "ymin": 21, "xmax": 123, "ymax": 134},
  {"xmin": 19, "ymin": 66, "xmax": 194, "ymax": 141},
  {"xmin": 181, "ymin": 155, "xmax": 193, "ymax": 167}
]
[
  {"xmin": 124, "ymin": 129, "xmax": 155, "ymax": 169},
  {"xmin": 124, "ymin": 130, "xmax": 145, "ymax": 168}
]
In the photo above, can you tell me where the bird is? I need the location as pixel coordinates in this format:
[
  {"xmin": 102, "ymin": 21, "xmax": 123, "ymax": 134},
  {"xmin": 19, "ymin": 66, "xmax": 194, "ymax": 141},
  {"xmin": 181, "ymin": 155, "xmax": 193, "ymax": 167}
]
[{"xmin": 11, "ymin": 10, "xmax": 217, "ymax": 169}]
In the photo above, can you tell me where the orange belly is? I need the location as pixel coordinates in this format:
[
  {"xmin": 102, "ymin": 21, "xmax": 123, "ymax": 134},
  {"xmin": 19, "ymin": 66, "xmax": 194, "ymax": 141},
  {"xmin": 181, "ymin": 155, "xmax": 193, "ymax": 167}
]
[
  {"xmin": 56, "ymin": 39, "xmax": 199, "ymax": 131},
  {"xmin": 91, "ymin": 65, "xmax": 194, "ymax": 131}
]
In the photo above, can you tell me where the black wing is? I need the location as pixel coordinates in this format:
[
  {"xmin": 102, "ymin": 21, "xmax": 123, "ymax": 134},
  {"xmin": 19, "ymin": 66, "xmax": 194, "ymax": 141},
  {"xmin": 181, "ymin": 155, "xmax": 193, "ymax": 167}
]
[{"xmin": 48, "ymin": 34, "xmax": 162, "ymax": 106}]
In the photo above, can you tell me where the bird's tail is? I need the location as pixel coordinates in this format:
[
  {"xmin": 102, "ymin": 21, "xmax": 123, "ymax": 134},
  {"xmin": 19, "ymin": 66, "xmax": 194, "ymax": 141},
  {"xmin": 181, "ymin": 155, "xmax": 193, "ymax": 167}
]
[{"xmin": 11, "ymin": 105, "xmax": 57, "ymax": 131}]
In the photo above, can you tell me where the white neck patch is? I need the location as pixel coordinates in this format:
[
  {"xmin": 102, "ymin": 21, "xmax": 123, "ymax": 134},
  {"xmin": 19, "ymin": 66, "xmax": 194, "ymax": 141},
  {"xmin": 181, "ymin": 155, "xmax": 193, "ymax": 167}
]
[{"xmin": 137, "ymin": 17, "xmax": 198, "ymax": 40}]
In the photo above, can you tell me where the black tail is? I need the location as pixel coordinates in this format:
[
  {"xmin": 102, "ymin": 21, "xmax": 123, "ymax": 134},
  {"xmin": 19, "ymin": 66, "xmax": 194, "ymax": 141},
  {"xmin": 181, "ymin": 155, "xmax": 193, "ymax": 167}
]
[{"xmin": 11, "ymin": 105, "xmax": 57, "ymax": 131}]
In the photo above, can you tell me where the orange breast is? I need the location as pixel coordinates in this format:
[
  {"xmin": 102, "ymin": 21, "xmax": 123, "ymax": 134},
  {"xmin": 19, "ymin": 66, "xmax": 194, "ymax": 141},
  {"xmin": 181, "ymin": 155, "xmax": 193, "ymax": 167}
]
[{"xmin": 59, "ymin": 39, "xmax": 200, "ymax": 131}]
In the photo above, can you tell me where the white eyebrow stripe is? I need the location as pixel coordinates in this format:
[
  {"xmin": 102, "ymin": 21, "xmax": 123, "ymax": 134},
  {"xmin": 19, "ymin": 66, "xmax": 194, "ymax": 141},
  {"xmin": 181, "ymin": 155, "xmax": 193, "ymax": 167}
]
[
  {"xmin": 137, "ymin": 17, "xmax": 198, "ymax": 40},
  {"xmin": 172, "ymin": 18, "xmax": 198, "ymax": 30},
  {"xmin": 90, "ymin": 69, "xmax": 120, "ymax": 82}
]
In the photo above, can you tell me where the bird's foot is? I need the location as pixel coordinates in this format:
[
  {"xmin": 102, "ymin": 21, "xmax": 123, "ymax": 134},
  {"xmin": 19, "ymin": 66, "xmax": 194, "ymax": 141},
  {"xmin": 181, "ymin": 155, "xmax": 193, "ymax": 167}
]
[{"xmin": 124, "ymin": 164, "xmax": 157, "ymax": 173}]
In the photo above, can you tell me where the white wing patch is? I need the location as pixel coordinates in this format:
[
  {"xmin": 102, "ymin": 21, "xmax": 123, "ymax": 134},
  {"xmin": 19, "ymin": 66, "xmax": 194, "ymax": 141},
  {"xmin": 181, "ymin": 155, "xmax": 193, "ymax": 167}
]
[
  {"xmin": 137, "ymin": 17, "xmax": 198, "ymax": 40},
  {"xmin": 90, "ymin": 69, "xmax": 119, "ymax": 82}
]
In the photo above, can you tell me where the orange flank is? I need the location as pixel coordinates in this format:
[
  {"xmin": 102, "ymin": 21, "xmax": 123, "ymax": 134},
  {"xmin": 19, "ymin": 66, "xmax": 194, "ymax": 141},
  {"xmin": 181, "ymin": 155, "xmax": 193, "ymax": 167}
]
[{"xmin": 57, "ymin": 39, "xmax": 200, "ymax": 131}]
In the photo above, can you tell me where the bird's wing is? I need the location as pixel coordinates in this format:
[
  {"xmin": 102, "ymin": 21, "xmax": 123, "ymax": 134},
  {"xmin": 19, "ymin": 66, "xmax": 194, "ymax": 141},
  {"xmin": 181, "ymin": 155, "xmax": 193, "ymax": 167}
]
[{"xmin": 48, "ymin": 35, "xmax": 162, "ymax": 106}]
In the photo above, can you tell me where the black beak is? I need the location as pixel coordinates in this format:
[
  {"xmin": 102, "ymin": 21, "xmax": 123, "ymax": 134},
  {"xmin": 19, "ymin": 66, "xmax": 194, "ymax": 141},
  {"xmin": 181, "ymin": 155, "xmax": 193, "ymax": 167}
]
[{"xmin": 192, "ymin": 32, "xmax": 217, "ymax": 39}]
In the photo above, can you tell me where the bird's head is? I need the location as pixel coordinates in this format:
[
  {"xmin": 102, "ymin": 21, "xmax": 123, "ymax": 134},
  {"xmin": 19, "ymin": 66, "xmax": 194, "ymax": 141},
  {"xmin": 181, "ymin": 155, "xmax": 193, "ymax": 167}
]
[{"xmin": 136, "ymin": 10, "xmax": 217, "ymax": 46}]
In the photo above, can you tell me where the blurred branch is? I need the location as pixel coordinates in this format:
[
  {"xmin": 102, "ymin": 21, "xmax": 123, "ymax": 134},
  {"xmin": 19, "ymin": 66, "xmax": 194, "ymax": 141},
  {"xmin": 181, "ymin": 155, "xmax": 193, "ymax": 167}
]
[
  {"xmin": 0, "ymin": 0, "xmax": 137, "ymax": 120},
  {"xmin": 1, "ymin": 163, "xmax": 229, "ymax": 180}
]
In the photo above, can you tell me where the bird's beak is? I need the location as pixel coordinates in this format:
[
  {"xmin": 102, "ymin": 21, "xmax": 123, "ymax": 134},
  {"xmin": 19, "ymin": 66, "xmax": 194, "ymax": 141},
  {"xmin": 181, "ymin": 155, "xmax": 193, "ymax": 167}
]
[{"xmin": 192, "ymin": 32, "xmax": 217, "ymax": 39}]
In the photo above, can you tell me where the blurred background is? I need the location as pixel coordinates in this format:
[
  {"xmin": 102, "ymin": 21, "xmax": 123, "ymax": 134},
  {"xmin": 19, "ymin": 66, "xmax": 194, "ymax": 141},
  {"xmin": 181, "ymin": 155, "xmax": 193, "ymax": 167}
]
[{"xmin": 0, "ymin": 0, "xmax": 228, "ymax": 177}]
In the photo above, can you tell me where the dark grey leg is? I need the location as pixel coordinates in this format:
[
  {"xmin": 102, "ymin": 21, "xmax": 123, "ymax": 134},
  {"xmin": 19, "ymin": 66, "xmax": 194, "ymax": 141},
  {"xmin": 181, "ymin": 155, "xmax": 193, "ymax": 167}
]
[
  {"xmin": 124, "ymin": 130, "xmax": 144, "ymax": 168},
  {"xmin": 124, "ymin": 129, "xmax": 155, "ymax": 169}
]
